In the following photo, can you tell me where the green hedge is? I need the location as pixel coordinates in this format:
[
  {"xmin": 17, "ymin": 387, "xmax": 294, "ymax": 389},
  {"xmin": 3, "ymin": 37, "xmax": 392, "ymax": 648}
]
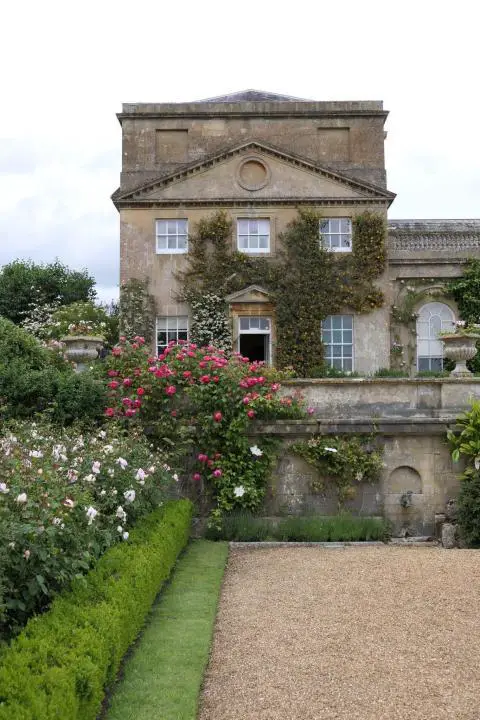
[{"xmin": 0, "ymin": 500, "xmax": 193, "ymax": 720}]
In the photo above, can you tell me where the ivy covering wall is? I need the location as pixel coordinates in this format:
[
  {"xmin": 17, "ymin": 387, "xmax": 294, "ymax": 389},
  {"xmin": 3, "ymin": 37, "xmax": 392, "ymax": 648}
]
[{"xmin": 177, "ymin": 209, "xmax": 386, "ymax": 377}]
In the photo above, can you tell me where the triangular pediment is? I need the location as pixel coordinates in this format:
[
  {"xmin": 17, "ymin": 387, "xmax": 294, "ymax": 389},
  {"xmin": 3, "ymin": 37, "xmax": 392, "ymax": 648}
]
[
  {"xmin": 195, "ymin": 89, "xmax": 312, "ymax": 102},
  {"xmin": 113, "ymin": 141, "xmax": 395, "ymax": 207},
  {"xmin": 225, "ymin": 285, "xmax": 271, "ymax": 304}
]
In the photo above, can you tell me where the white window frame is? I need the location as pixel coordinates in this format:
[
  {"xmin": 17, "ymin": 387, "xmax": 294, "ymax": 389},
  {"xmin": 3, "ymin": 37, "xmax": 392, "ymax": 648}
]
[
  {"xmin": 237, "ymin": 316, "xmax": 272, "ymax": 365},
  {"xmin": 320, "ymin": 218, "xmax": 352, "ymax": 252},
  {"xmin": 237, "ymin": 218, "xmax": 270, "ymax": 254},
  {"xmin": 416, "ymin": 302, "xmax": 455, "ymax": 372},
  {"xmin": 155, "ymin": 219, "xmax": 188, "ymax": 254},
  {"xmin": 156, "ymin": 316, "xmax": 189, "ymax": 355},
  {"xmin": 321, "ymin": 315, "xmax": 354, "ymax": 372}
]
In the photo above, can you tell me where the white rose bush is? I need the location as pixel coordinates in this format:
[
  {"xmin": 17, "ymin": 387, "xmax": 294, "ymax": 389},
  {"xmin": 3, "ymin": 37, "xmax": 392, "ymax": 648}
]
[{"xmin": 0, "ymin": 420, "xmax": 176, "ymax": 638}]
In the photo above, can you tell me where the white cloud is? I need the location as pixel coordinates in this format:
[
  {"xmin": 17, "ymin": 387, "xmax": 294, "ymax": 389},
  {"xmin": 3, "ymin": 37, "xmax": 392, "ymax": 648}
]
[{"xmin": 1, "ymin": 0, "xmax": 479, "ymax": 298}]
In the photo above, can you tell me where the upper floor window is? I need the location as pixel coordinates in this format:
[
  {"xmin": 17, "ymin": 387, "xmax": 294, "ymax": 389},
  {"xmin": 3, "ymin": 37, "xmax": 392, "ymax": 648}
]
[
  {"xmin": 321, "ymin": 315, "xmax": 354, "ymax": 371},
  {"xmin": 237, "ymin": 218, "xmax": 270, "ymax": 253},
  {"xmin": 156, "ymin": 316, "xmax": 188, "ymax": 355},
  {"xmin": 416, "ymin": 302, "xmax": 455, "ymax": 371},
  {"xmin": 156, "ymin": 219, "xmax": 188, "ymax": 254},
  {"xmin": 320, "ymin": 218, "xmax": 352, "ymax": 252}
]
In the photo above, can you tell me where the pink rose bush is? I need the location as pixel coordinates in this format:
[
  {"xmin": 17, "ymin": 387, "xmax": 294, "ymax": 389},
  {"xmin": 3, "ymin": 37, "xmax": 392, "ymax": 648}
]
[
  {"xmin": 0, "ymin": 420, "xmax": 175, "ymax": 638},
  {"xmin": 102, "ymin": 338, "xmax": 305, "ymax": 525}
]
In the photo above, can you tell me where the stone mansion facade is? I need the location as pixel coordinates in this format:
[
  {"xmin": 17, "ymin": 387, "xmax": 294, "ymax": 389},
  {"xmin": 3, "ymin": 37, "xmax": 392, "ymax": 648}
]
[{"xmin": 112, "ymin": 90, "xmax": 480, "ymax": 374}]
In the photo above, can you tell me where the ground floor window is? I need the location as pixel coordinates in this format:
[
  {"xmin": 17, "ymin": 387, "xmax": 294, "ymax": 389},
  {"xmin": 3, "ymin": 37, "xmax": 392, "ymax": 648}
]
[
  {"xmin": 156, "ymin": 316, "xmax": 188, "ymax": 355},
  {"xmin": 321, "ymin": 315, "xmax": 353, "ymax": 371},
  {"xmin": 238, "ymin": 316, "xmax": 271, "ymax": 364},
  {"xmin": 416, "ymin": 302, "xmax": 455, "ymax": 371}
]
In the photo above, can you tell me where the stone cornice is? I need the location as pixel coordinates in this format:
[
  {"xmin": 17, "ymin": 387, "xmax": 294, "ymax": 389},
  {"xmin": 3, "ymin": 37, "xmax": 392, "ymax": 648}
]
[
  {"xmin": 113, "ymin": 140, "xmax": 395, "ymax": 208},
  {"xmin": 117, "ymin": 100, "xmax": 387, "ymax": 123},
  {"xmin": 115, "ymin": 196, "xmax": 391, "ymax": 209}
]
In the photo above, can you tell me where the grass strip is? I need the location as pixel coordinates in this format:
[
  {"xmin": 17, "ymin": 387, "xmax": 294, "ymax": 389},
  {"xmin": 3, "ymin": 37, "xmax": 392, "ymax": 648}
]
[{"xmin": 106, "ymin": 540, "xmax": 229, "ymax": 720}]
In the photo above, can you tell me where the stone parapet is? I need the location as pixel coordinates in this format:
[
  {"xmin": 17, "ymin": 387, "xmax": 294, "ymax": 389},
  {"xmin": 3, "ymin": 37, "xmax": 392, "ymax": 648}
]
[{"xmin": 281, "ymin": 378, "xmax": 480, "ymax": 417}]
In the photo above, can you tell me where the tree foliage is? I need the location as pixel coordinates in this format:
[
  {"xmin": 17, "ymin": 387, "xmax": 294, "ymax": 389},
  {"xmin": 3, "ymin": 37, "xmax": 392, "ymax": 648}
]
[{"xmin": 0, "ymin": 260, "xmax": 96, "ymax": 325}]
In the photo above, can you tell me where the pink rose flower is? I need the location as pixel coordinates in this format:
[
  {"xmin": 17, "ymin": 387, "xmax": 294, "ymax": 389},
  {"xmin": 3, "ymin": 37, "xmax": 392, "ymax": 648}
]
[
  {"xmin": 213, "ymin": 411, "xmax": 222, "ymax": 422},
  {"xmin": 193, "ymin": 473, "xmax": 201, "ymax": 481},
  {"xmin": 247, "ymin": 409, "xmax": 256, "ymax": 419},
  {"xmin": 123, "ymin": 378, "xmax": 132, "ymax": 387},
  {"xmin": 213, "ymin": 469, "xmax": 222, "ymax": 478},
  {"xmin": 105, "ymin": 408, "xmax": 115, "ymax": 417},
  {"xmin": 137, "ymin": 387, "xmax": 145, "ymax": 396},
  {"xmin": 165, "ymin": 385, "xmax": 176, "ymax": 396}
]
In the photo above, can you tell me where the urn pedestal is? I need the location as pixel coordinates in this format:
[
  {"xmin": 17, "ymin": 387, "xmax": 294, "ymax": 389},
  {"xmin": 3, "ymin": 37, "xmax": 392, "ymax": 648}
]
[
  {"xmin": 440, "ymin": 334, "xmax": 480, "ymax": 377},
  {"xmin": 61, "ymin": 335, "xmax": 104, "ymax": 372}
]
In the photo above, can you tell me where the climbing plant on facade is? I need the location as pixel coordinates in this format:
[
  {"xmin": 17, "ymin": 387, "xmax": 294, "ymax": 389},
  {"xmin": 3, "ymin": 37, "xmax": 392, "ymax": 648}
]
[{"xmin": 177, "ymin": 208, "xmax": 387, "ymax": 377}]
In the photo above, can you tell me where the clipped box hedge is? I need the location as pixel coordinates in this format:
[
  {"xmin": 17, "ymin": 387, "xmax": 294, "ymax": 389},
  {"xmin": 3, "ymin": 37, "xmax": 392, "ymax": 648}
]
[{"xmin": 0, "ymin": 499, "xmax": 193, "ymax": 720}]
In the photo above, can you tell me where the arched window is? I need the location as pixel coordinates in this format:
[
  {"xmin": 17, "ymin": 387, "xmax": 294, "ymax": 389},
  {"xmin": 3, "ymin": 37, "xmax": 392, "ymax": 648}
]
[{"xmin": 416, "ymin": 302, "xmax": 455, "ymax": 371}]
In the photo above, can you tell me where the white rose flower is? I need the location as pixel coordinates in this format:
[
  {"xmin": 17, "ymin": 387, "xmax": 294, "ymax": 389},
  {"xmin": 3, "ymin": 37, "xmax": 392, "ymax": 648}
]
[
  {"xmin": 116, "ymin": 505, "xmax": 127, "ymax": 521},
  {"xmin": 324, "ymin": 447, "xmax": 338, "ymax": 453},
  {"xmin": 0, "ymin": 482, "xmax": 9, "ymax": 494},
  {"xmin": 117, "ymin": 526, "xmax": 123, "ymax": 533},
  {"xmin": 52, "ymin": 517, "xmax": 62, "ymax": 525},
  {"xmin": 135, "ymin": 468, "xmax": 146, "ymax": 481},
  {"xmin": 122, "ymin": 531, "xmax": 129, "ymax": 541},
  {"xmin": 84, "ymin": 474, "xmax": 96, "ymax": 483},
  {"xmin": 29, "ymin": 450, "xmax": 43, "ymax": 458},
  {"xmin": 249, "ymin": 445, "xmax": 263, "ymax": 457},
  {"xmin": 234, "ymin": 486, "xmax": 245, "ymax": 498},
  {"xmin": 92, "ymin": 461, "xmax": 101, "ymax": 474},
  {"xmin": 117, "ymin": 457, "xmax": 128, "ymax": 469},
  {"xmin": 86, "ymin": 506, "xmax": 98, "ymax": 525},
  {"xmin": 16, "ymin": 493, "xmax": 28, "ymax": 503},
  {"xmin": 124, "ymin": 489, "xmax": 135, "ymax": 503}
]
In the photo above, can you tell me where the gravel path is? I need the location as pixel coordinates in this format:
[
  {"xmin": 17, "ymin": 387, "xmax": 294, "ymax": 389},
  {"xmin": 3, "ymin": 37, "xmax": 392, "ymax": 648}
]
[{"xmin": 198, "ymin": 546, "xmax": 480, "ymax": 720}]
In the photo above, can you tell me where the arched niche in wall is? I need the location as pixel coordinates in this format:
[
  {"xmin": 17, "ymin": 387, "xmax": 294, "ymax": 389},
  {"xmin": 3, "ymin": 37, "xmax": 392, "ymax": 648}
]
[{"xmin": 387, "ymin": 465, "xmax": 422, "ymax": 494}]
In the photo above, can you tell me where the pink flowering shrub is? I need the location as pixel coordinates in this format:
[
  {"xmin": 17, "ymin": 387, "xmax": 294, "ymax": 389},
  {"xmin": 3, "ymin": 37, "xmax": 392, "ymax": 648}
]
[
  {"xmin": 0, "ymin": 420, "xmax": 176, "ymax": 639},
  {"xmin": 102, "ymin": 338, "xmax": 305, "ymax": 525}
]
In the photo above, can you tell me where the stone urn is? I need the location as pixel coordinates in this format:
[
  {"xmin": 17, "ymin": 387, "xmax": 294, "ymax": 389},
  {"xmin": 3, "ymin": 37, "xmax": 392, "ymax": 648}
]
[
  {"xmin": 440, "ymin": 334, "xmax": 480, "ymax": 377},
  {"xmin": 61, "ymin": 335, "xmax": 104, "ymax": 372}
]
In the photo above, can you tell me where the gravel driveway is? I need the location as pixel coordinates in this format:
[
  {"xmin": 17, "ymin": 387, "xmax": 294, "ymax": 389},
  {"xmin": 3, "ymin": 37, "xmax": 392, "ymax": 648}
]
[{"xmin": 198, "ymin": 546, "xmax": 480, "ymax": 720}]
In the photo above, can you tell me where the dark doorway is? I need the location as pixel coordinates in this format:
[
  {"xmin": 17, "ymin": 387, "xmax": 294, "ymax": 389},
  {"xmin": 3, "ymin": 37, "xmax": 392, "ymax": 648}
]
[{"xmin": 239, "ymin": 334, "xmax": 269, "ymax": 363}]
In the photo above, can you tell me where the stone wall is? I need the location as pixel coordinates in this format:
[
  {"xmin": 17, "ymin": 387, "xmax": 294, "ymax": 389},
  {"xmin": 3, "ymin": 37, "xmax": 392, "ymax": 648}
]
[{"xmin": 255, "ymin": 378, "xmax": 480, "ymax": 535}]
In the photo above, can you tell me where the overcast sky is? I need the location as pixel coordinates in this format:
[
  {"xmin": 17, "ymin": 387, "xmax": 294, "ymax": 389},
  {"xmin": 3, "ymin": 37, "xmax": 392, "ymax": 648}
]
[{"xmin": 1, "ymin": 0, "xmax": 479, "ymax": 302}]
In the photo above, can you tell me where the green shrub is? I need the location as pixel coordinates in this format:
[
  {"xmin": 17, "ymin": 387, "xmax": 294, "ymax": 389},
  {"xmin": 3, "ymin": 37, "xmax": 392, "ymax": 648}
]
[
  {"xmin": 0, "ymin": 500, "xmax": 193, "ymax": 720},
  {"xmin": 276, "ymin": 514, "xmax": 389, "ymax": 542},
  {"xmin": 0, "ymin": 317, "xmax": 106, "ymax": 424},
  {"xmin": 48, "ymin": 372, "xmax": 107, "ymax": 426},
  {"xmin": 415, "ymin": 370, "xmax": 450, "ymax": 378},
  {"xmin": 206, "ymin": 512, "xmax": 390, "ymax": 542},
  {"xmin": 0, "ymin": 362, "xmax": 60, "ymax": 418},
  {"xmin": 0, "ymin": 316, "xmax": 53, "ymax": 369},
  {"xmin": 447, "ymin": 400, "xmax": 480, "ymax": 546},
  {"xmin": 205, "ymin": 511, "xmax": 271, "ymax": 541},
  {"xmin": 372, "ymin": 368, "xmax": 409, "ymax": 378}
]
